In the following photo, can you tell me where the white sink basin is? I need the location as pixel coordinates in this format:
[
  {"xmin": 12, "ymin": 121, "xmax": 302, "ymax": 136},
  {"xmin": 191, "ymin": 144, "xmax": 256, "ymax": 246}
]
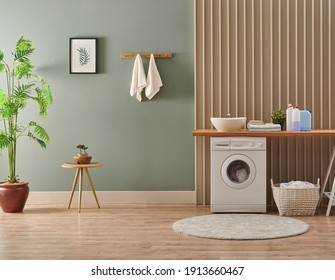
[{"xmin": 211, "ymin": 117, "xmax": 247, "ymax": 132}]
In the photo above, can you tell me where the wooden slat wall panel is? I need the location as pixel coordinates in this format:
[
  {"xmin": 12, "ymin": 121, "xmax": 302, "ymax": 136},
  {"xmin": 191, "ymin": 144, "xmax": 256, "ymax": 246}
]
[{"xmin": 195, "ymin": 0, "xmax": 335, "ymax": 205}]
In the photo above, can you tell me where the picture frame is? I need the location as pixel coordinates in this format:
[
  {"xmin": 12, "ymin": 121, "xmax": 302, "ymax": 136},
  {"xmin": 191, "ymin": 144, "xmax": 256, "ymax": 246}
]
[{"xmin": 69, "ymin": 38, "xmax": 97, "ymax": 74}]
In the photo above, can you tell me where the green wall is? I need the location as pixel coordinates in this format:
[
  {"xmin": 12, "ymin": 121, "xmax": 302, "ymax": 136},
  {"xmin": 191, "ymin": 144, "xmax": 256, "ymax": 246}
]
[{"xmin": 0, "ymin": 0, "xmax": 194, "ymax": 191}]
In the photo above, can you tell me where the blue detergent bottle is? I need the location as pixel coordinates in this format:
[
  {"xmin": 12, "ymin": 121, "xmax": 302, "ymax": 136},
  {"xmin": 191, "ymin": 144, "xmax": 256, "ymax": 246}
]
[{"xmin": 300, "ymin": 110, "xmax": 311, "ymax": 131}]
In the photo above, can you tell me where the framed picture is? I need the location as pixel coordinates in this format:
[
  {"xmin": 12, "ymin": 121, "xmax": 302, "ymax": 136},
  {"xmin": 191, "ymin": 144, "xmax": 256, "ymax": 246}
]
[{"xmin": 70, "ymin": 38, "xmax": 97, "ymax": 74}]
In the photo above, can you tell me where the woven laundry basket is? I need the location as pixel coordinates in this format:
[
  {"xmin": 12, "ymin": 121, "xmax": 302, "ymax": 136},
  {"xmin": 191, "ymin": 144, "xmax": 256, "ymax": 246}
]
[{"xmin": 271, "ymin": 179, "xmax": 320, "ymax": 216}]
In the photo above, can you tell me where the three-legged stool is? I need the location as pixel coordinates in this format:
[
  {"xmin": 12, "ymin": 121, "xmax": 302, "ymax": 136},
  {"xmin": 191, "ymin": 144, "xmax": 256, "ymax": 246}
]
[{"xmin": 61, "ymin": 162, "xmax": 102, "ymax": 213}]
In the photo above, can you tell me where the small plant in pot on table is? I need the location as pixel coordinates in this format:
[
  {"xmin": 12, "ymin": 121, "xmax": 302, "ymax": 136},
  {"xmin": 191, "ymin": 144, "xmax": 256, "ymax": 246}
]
[
  {"xmin": 74, "ymin": 144, "xmax": 92, "ymax": 164},
  {"xmin": 0, "ymin": 37, "xmax": 53, "ymax": 213}
]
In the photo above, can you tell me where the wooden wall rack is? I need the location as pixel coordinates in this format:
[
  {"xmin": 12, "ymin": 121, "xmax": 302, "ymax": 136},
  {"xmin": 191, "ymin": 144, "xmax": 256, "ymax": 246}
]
[{"xmin": 120, "ymin": 52, "xmax": 173, "ymax": 59}]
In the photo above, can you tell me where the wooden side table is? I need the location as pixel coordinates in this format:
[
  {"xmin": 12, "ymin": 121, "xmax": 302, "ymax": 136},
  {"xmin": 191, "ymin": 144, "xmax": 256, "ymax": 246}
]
[{"xmin": 61, "ymin": 162, "xmax": 102, "ymax": 213}]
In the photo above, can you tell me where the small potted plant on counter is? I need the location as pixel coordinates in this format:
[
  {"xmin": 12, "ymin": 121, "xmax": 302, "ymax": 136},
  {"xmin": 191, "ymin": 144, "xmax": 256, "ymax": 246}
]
[
  {"xmin": 271, "ymin": 109, "xmax": 286, "ymax": 130},
  {"xmin": 74, "ymin": 144, "xmax": 92, "ymax": 164},
  {"xmin": 0, "ymin": 37, "xmax": 53, "ymax": 213}
]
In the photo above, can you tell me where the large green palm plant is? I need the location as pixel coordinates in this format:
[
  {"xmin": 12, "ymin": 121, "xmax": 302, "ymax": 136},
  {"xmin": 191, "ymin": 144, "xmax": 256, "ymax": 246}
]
[{"xmin": 0, "ymin": 37, "xmax": 52, "ymax": 183}]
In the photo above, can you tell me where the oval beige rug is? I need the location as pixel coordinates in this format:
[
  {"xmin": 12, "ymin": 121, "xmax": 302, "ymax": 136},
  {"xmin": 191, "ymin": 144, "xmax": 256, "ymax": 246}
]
[{"xmin": 172, "ymin": 214, "xmax": 310, "ymax": 240}]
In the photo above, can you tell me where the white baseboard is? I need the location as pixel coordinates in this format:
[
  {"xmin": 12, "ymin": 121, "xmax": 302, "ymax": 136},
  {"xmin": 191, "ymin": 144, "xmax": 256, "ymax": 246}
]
[{"xmin": 26, "ymin": 191, "xmax": 196, "ymax": 205}]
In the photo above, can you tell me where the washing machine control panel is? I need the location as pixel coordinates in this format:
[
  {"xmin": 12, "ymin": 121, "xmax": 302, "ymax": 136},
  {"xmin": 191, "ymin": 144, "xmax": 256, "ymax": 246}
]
[{"xmin": 211, "ymin": 137, "xmax": 266, "ymax": 151}]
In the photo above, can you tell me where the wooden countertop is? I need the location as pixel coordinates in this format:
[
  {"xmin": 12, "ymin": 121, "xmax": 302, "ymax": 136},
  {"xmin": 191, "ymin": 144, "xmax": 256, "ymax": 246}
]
[{"xmin": 192, "ymin": 129, "xmax": 335, "ymax": 137}]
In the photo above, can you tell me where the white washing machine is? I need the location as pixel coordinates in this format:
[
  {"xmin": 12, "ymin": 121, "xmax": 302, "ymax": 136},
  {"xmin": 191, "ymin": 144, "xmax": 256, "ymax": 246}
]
[{"xmin": 210, "ymin": 137, "xmax": 267, "ymax": 213}]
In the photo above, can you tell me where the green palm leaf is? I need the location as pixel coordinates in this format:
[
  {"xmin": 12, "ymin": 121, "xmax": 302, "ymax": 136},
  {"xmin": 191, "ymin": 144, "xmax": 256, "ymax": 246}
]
[
  {"xmin": 12, "ymin": 37, "xmax": 34, "ymax": 62},
  {"xmin": 0, "ymin": 133, "xmax": 13, "ymax": 150},
  {"xmin": 0, "ymin": 102, "xmax": 19, "ymax": 119},
  {"xmin": 27, "ymin": 131, "xmax": 47, "ymax": 149},
  {"xmin": 27, "ymin": 121, "xmax": 49, "ymax": 149},
  {"xmin": 29, "ymin": 121, "xmax": 50, "ymax": 143},
  {"xmin": 77, "ymin": 47, "xmax": 90, "ymax": 66},
  {"xmin": 0, "ymin": 89, "xmax": 7, "ymax": 107},
  {"xmin": 15, "ymin": 60, "xmax": 34, "ymax": 79},
  {"xmin": 14, "ymin": 83, "xmax": 34, "ymax": 98}
]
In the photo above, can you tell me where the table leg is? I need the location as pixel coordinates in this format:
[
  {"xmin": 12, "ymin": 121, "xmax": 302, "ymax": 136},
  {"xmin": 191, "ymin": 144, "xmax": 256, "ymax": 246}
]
[
  {"xmin": 68, "ymin": 168, "xmax": 80, "ymax": 209},
  {"xmin": 84, "ymin": 168, "xmax": 101, "ymax": 208},
  {"xmin": 78, "ymin": 168, "xmax": 83, "ymax": 213},
  {"xmin": 319, "ymin": 147, "xmax": 335, "ymax": 206}
]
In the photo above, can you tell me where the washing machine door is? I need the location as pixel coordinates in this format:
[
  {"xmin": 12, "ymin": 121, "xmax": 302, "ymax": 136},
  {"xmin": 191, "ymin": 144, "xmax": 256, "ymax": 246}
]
[{"xmin": 221, "ymin": 154, "xmax": 256, "ymax": 189}]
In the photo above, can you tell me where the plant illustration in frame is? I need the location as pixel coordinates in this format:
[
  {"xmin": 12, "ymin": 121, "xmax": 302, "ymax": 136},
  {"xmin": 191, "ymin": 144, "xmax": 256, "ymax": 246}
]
[
  {"xmin": 77, "ymin": 47, "xmax": 90, "ymax": 66},
  {"xmin": 70, "ymin": 38, "xmax": 97, "ymax": 74}
]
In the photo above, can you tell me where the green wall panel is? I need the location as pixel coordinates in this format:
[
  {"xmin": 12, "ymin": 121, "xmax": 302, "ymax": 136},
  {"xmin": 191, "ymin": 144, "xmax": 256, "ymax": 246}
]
[{"xmin": 0, "ymin": 0, "xmax": 194, "ymax": 191}]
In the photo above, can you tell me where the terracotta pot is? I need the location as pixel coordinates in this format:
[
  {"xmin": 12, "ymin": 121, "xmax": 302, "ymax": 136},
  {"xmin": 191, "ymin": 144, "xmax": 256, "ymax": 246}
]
[{"xmin": 0, "ymin": 181, "xmax": 29, "ymax": 213}]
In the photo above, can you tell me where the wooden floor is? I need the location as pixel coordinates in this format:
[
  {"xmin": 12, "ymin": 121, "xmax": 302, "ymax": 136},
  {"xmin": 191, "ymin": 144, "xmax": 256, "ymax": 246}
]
[{"xmin": 0, "ymin": 204, "xmax": 335, "ymax": 260}]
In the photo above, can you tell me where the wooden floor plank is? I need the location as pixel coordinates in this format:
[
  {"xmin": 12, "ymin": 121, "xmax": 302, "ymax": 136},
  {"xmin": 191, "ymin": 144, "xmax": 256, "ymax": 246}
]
[{"xmin": 0, "ymin": 204, "xmax": 335, "ymax": 260}]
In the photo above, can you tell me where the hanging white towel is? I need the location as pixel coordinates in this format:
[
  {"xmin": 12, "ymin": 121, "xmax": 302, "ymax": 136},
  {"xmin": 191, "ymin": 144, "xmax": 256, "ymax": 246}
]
[
  {"xmin": 145, "ymin": 54, "xmax": 163, "ymax": 100},
  {"xmin": 130, "ymin": 54, "xmax": 147, "ymax": 102}
]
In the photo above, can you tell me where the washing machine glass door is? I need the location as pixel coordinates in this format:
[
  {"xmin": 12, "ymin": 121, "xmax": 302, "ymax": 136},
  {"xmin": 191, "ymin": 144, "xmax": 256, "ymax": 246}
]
[{"xmin": 221, "ymin": 154, "xmax": 256, "ymax": 189}]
